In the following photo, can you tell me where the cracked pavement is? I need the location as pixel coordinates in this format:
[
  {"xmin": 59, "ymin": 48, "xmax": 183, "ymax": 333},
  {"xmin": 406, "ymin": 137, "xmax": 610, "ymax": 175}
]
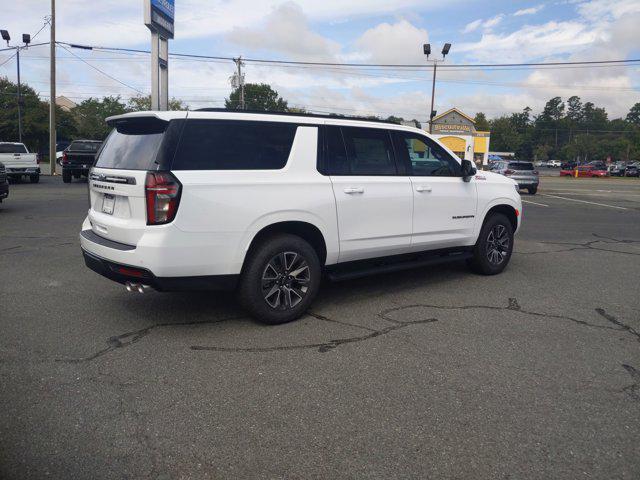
[{"xmin": 1, "ymin": 176, "xmax": 640, "ymax": 479}]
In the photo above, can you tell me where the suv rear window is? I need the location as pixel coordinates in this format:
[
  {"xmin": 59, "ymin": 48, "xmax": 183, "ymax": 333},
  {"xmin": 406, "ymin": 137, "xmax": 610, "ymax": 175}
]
[
  {"xmin": 0, "ymin": 144, "xmax": 28, "ymax": 154},
  {"xmin": 95, "ymin": 118, "xmax": 167, "ymax": 170},
  {"xmin": 508, "ymin": 162, "xmax": 534, "ymax": 170},
  {"xmin": 171, "ymin": 120, "xmax": 297, "ymax": 170}
]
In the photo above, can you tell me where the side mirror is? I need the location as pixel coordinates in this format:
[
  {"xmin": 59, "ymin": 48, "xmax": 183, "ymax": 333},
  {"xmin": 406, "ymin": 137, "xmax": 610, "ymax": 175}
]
[{"xmin": 461, "ymin": 159, "xmax": 477, "ymax": 181}]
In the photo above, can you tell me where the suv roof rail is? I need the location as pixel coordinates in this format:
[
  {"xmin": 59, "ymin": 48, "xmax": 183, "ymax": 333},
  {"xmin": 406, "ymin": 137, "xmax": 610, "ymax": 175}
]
[{"xmin": 193, "ymin": 107, "xmax": 401, "ymax": 125}]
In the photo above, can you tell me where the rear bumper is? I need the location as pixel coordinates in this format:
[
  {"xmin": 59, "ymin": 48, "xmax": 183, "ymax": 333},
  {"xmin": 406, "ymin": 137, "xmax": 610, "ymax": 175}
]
[
  {"xmin": 82, "ymin": 249, "xmax": 238, "ymax": 292},
  {"xmin": 7, "ymin": 167, "xmax": 39, "ymax": 176}
]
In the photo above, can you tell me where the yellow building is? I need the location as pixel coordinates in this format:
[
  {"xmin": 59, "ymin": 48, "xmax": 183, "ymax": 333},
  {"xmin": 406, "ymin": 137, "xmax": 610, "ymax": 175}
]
[{"xmin": 428, "ymin": 108, "xmax": 491, "ymax": 166}]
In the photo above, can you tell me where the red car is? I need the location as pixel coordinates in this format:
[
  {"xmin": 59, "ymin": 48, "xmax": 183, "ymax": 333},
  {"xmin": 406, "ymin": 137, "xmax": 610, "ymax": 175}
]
[{"xmin": 560, "ymin": 165, "xmax": 608, "ymax": 177}]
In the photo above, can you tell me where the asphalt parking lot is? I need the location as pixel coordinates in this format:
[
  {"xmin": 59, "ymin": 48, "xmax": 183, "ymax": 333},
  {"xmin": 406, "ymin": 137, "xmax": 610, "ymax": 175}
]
[{"xmin": 1, "ymin": 175, "xmax": 639, "ymax": 479}]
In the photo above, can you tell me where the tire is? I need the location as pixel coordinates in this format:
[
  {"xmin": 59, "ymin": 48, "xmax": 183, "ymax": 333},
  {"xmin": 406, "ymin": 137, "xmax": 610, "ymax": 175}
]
[
  {"xmin": 62, "ymin": 170, "xmax": 72, "ymax": 183},
  {"xmin": 237, "ymin": 234, "xmax": 321, "ymax": 324},
  {"xmin": 467, "ymin": 213, "xmax": 514, "ymax": 275},
  {"xmin": 528, "ymin": 186, "xmax": 537, "ymax": 195},
  {"xmin": 29, "ymin": 174, "xmax": 40, "ymax": 184}
]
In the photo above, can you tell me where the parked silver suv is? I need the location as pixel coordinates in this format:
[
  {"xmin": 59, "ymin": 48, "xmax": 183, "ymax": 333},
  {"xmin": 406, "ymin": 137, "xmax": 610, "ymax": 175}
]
[{"xmin": 491, "ymin": 161, "xmax": 539, "ymax": 195}]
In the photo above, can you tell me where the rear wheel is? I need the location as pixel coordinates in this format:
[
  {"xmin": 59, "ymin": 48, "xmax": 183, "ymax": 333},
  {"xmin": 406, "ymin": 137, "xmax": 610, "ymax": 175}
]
[
  {"xmin": 468, "ymin": 213, "xmax": 514, "ymax": 275},
  {"xmin": 62, "ymin": 170, "xmax": 72, "ymax": 183},
  {"xmin": 237, "ymin": 234, "xmax": 321, "ymax": 324},
  {"xmin": 527, "ymin": 186, "xmax": 537, "ymax": 195},
  {"xmin": 29, "ymin": 174, "xmax": 39, "ymax": 183}
]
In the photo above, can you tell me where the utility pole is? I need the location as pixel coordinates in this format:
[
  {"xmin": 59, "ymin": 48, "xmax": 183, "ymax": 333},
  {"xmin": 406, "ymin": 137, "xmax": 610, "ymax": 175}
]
[
  {"xmin": 49, "ymin": 0, "xmax": 56, "ymax": 175},
  {"xmin": 233, "ymin": 56, "xmax": 245, "ymax": 110},
  {"xmin": 423, "ymin": 43, "xmax": 451, "ymax": 134}
]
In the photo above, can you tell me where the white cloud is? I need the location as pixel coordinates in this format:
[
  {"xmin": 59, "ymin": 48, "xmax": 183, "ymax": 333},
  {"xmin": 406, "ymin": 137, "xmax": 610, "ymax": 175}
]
[
  {"xmin": 462, "ymin": 14, "xmax": 505, "ymax": 34},
  {"xmin": 514, "ymin": 5, "xmax": 544, "ymax": 16},
  {"xmin": 226, "ymin": 3, "xmax": 340, "ymax": 61},
  {"xmin": 462, "ymin": 19, "xmax": 483, "ymax": 34},
  {"xmin": 353, "ymin": 20, "xmax": 429, "ymax": 64},
  {"xmin": 457, "ymin": 21, "xmax": 604, "ymax": 62}
]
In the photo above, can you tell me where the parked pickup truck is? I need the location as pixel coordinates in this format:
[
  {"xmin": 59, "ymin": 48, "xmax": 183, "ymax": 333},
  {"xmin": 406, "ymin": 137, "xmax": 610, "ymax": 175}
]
[
  {"xmin": 61, "ymin": 140, "xmax": 102, "ymax": 183},
  {"xmin": 0, "ymin": 142, "xmax": 40, "ymax": 183}
]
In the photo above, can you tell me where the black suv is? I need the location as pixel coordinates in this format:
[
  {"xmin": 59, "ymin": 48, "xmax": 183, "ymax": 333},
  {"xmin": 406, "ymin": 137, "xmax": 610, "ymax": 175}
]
[{"xmin": 61, "ymin": 140, "xmax": 102, "ymax": 183}]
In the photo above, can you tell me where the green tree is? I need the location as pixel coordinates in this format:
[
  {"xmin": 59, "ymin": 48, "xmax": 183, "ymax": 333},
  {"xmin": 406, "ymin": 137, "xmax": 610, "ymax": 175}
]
[
  {"xmin": 474, "ymin": 112, "xmax": 490, "ymax": 131},
  {"xmin": 225, "ymin": 83, "xmax": 288, "ymax": 111},
  {"xmin": 126, "ymin": 95, "xmax": 188, "ymax": 111},
  {"xmin": 626, "ymin": 102, "xmax": 640, "ymax": 126},
  {"xmin": 0, "ymin": 77, "xmax": 77, "ymax": 154},
  {"xmin": 73, "ymin": 96, "xmax": 128, "ymax": 139},
  {"xmin": 566, "ymin": 96, "xmax": 583, "ymax": 123}
]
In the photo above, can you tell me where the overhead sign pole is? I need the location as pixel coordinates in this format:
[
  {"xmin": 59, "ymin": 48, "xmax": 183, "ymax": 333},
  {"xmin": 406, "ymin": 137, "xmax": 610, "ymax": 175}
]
[{"xmin": 144, "ymin": 0, "xmax": 174, "ymax": 111}]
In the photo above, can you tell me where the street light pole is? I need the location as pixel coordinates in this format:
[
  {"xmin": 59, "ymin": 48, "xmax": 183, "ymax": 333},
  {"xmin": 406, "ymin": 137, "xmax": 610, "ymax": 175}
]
[
  {"xmin": 423, "ymin": 43, "xmax": 452, "ymax": 134},
  {"xmin": 429, "ymin": 61, "xmax": 437, "ymax": 134},
  {"xmin": 15, "ymin": 45, "xmax": 22, "ymax": 143}
]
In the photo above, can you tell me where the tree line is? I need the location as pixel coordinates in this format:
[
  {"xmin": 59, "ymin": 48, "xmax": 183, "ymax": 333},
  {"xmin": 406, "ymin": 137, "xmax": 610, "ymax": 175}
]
[
  {"xmin": 2, "ymin": 76, "xmax": 638, "ymax": 163},
  {"xmin": 474, "ymin": 97, "xmax": 640, "ymax": 163}
]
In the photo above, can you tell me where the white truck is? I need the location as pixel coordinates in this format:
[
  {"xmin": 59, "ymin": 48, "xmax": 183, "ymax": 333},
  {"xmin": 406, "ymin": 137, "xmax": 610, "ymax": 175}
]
[{"xmin": 0, "ymin": 142, "xmax": 40, "ymax": 183}]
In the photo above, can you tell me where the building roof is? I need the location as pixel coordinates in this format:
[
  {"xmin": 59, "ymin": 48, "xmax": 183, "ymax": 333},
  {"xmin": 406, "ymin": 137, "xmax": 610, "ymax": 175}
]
[{"xmin": 431, "ymin": 108, "xmax": 476, "ymax": 124}]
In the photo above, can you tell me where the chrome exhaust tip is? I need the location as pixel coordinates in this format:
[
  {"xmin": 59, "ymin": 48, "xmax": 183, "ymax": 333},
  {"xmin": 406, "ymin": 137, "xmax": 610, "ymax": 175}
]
[
  {"xmin": 125, "ymin": 282, "xmax": 135, "ymax": 292},
  {"xmin": 125, "ymin": 281, "xmax": 150, "ymax": 294}
]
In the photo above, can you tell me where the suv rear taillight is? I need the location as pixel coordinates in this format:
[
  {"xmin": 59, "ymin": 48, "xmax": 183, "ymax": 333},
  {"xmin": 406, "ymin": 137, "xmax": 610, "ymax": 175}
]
[
  {"xmin": 145, "ymin": 171, "xmax": 181, "ymax": 225},
  {"xmin": 504, "ymin": 169, "xmax": 514, "ymax": 175},
  {"xmin": 62, "ymin": 151, "xmax": 68, "ymax": 165}
]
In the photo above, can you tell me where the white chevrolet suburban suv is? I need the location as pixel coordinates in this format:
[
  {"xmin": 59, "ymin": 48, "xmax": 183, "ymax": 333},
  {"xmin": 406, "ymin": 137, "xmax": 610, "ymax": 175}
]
[{"xmin": 80, "ymin": 110, "xmax": 521, "ymax": 324}]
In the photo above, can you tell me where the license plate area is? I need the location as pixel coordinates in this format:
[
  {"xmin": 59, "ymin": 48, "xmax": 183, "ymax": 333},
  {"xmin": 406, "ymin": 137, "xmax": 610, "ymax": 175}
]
[{"xmin": 102, "ymin": 194, "xmax": 115, "ymax": 215}]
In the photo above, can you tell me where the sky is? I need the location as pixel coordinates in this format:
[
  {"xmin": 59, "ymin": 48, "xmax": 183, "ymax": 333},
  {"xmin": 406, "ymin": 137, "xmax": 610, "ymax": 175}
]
[{"xmin": 1, "ymin": 0, "xmax": 639, "ymax": 121}]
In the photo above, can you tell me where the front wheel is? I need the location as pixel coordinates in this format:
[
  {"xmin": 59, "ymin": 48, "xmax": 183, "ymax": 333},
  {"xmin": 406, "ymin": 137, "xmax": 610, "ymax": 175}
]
[
  {"xmin": 237, "ymin": 234, "xmax": 321, "ymax": 324},
  {"xmin": 468, "ymin": 213, "xmax": 514, "ymax": 275},
  {"xmin": 528, "ymin": 186, "xmax": 537, "ymax": 195}
]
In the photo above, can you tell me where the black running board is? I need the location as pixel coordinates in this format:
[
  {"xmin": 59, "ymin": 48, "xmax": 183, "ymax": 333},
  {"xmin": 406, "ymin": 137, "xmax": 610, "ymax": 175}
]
[{"xmin": 326, "ymin": 250, "xmax": 473, "ymax": 282}]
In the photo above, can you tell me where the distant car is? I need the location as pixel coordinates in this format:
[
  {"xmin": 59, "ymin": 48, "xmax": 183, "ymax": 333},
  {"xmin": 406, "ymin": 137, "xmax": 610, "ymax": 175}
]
[
  {"xmin": 61, "ymin": 140, "xmax": 102, "ymax": 183},
  {"xmin": 624, "ymin": 163, "xmax": 639, "ymax": 177},
  {"xmin": 56, "ymin": 140, "xmax": 71, "ymax": 164},
  {"xmin": 491, "ymin": 160, "xmax": 539, "ymax": 194},
  {"xmin": 587, "ymin": 161, "xmax": 608, "ymax": 170},
  {"xmin": 609, "ymin": 162, "xmax": 626, "ymax": 177},
  {"xmin": 561, "ymin": 160, "xmax": 577, "ymax": 170},
  {"xmin": 560, "ymin": 165, "xmax": 608, "ymax": 177},
  {"xmin": 0, "ymin": 162, "xmax": 8, "ymax": 203},
  {"xmin": 547, "ymin": 160, "xmax": 561, "ymax": 168}
]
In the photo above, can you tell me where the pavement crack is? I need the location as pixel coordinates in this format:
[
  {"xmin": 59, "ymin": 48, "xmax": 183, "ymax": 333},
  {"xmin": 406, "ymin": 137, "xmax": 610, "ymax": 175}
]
[
  {"xmin": 595, "ymin": 309, "xmax": 640, "ymax": 342},
  {"xmin": 516, "ymin": 233, "xmax": 640, "ymax": 257},
  {"xmin": 190, "ymin": 317, "xmax": 439, "ymax": 353},
  {"xmin": 307, "ymin": 311, "xmax": 378, "ymax": 332},
  {"xmin": 55, "ymin": 316, "xmax": 242, "ymax": 363}
]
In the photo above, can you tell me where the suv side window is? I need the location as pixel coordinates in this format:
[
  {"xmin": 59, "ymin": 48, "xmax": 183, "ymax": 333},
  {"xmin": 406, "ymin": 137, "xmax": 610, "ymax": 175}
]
[
  {"xmin": 340, "ymin": 126, "xmax": 397, "ymax": 175},
  {"xmin": 393, "ymin": 132, "xmax": 461, "ymax": 177},
  {"xmin": 172, "ymin": 120, "xmax": 297, "ymax": 170},
  {"xmin": 323, "ymin": 126, "xmax": 350, "ymax": 175}
]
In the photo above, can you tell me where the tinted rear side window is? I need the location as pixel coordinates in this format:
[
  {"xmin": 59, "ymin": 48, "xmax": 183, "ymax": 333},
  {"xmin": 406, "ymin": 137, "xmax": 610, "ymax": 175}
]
[
  {"xmin": 340, "ymin": 127, "xmax": 397, "ymax": 175},
  {"xmin": 172, "ymin": 120, "xmax": 297, "ymax": 170},
  {"xmin": 70, "ymin": 141, "xmax": 101, "ymax": 153},
  {"xmin": 95, "ymin": 119, "xmax": 168, "ymax": 170},
  {"xmin": 0, "ymin": 144, "xmax": 28, "ymax": 154},
  {"xmin": 509, "ymin": 162, "xmax": 534, "ymax": 170}
]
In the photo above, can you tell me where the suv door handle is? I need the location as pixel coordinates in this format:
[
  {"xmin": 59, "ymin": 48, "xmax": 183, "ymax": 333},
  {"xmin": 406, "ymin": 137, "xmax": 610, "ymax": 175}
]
[
  {"xmin": 416, "ymin": 185, "xmax": 432, "ymax": 193},
  {"xmin": 343, "ymin": 187, "xmax": 364, "ymax": 194}
]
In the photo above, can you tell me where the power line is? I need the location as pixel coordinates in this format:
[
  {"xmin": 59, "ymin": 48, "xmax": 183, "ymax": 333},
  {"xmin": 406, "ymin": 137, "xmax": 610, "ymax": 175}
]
[
  {"xmin": 58, "ymin": 44, "xmax": 144, "ymax": 95},
  {"xmin": 58, "ymin": 41, "xmax": 640, "ymax": 70}
]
